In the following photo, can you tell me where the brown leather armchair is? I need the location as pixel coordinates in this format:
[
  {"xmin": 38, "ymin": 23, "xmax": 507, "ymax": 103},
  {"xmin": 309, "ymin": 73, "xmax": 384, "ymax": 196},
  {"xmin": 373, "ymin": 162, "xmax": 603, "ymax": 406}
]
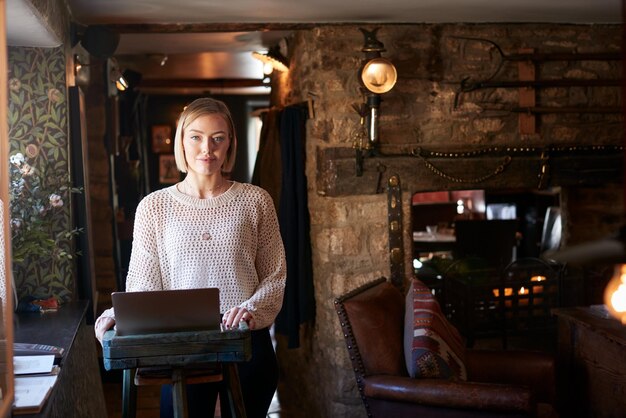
[{"xmin": 334, "ymin": 277, "xmax": 558, "ymax": 418}]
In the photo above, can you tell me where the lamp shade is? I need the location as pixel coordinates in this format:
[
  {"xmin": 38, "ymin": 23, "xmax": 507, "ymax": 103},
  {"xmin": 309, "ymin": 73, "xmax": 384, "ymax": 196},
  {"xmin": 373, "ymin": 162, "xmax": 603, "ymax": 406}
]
[
  {"xmin": 252, "ymin": 46, "xmax": 289, "ymax": 73},
  {"xmin": 361, "ymin": 57, "xmax": 397, "ymax": 94}
]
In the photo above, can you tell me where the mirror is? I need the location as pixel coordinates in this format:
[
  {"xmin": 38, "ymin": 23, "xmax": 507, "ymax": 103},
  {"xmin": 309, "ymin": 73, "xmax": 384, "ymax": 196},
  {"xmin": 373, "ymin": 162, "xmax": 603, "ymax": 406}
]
[
  {"xmin": 0, "ymin": 0, "xmax": 15, "ymax": 414},
  {"xmin": 412, "ymin": 187, "xmax": 561, "ymax": 282}
]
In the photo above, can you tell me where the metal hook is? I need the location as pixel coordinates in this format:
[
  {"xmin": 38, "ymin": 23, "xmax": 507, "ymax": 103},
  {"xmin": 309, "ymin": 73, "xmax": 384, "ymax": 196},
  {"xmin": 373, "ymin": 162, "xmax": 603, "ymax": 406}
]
[{"xmin": 449, "ymin": 36, "xmax": 507, "ymax": 94}]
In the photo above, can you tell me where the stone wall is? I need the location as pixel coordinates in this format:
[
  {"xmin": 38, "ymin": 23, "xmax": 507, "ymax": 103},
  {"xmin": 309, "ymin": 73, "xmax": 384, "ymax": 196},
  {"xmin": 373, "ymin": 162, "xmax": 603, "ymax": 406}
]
[{"xmin": 272, "ymin": 23, "xmax": 622, "ymax": 417}]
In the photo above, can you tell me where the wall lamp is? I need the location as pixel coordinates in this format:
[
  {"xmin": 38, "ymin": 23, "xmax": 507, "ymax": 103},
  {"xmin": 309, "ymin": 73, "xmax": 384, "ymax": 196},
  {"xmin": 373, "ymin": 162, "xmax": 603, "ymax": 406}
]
[
  {"xmin": 354, "ymin": 28, "xmax": 397, "ymax": 176},
  {"xmin": 252, "ymin": 45, "xmax": 289, "ymax": 74},
  {"xmin": 74, "ymin": 54, "xmax": 83, "ymax": 75}
]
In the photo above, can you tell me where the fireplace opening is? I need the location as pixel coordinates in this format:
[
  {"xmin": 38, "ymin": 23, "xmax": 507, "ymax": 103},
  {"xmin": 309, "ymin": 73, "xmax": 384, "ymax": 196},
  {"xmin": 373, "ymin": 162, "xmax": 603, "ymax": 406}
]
[{"xmin": 411, "ymin": 187, "xmax": 562, "ymax": 348}]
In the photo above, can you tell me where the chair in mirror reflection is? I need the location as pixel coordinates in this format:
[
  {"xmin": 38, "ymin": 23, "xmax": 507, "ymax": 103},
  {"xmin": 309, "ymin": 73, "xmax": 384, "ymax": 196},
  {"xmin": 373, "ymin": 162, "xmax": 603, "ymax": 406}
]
[
  {"xmin": 499, "ymin": 257, "xmax": 564, "ymax": 348},
  {"xmin": 442, "ymin": 257, "xmax": 502, "ymax": 347},
  {"xmin": 443, "ymin": 256, "xmax": 564, "ymax": 349}
]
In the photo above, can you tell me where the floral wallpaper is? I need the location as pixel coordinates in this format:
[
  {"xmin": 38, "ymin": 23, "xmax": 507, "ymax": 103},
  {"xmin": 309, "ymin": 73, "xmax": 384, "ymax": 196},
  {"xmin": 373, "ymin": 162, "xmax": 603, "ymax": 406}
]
[{"xmin": 7, "ymin": 47, "xmax": 75, "ymax": 303}]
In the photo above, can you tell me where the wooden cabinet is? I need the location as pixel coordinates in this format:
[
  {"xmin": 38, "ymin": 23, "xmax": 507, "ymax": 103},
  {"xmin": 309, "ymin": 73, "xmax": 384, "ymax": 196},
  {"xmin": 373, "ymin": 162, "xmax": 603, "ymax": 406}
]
[{"xmin": 553, "ymin": 307, "xmax": 626, "ymax": 418}]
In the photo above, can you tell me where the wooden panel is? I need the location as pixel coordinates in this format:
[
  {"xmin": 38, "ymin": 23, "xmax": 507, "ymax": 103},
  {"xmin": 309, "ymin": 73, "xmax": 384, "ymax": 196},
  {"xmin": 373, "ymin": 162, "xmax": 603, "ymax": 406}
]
[
  {"xmin": 69, "ymin": 86, "xmax": 97, "ymax": 324},
  {"xmin": 553, "ymin": 308, "xmax": 626, "ymax": 418},
  {"xmin": 102, "ymin": 328, "xmax": 252, "ymax": 370},
  {"xmin": 387, "ymin": 175, "xmax": 405, "ymax": 290},
  {"xmin": 0, "ymin": 2, "xmax": 15, "ymax": 416},
  {"xmin": 518, "ymin": 48, "xmax": 536, "ymax": 135}
]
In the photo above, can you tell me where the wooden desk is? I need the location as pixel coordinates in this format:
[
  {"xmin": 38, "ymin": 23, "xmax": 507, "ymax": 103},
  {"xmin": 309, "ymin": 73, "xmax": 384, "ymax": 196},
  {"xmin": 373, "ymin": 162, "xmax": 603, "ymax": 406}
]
[
  {"xmin": 14, "ymin": 301, "xmax": 106, "ymax": 418},
  {"xmin": 102, "ymin": 326, "xmax": 251, "ymax": 418},
  {"xmin": 552, "ymin": 307, "xmax": 626, "ymax": 418}
]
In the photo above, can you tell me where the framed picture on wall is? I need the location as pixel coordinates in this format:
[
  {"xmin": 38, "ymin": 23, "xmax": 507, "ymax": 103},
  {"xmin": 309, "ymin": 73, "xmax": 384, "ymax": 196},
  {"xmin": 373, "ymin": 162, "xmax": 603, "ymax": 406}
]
[
  {"xmin": 159, "ymin": 155, "xmax": 179, "ymax": 184},
  {"xmin": 151, "ymin": 125, "xmax": 173, "ymax": 153}
]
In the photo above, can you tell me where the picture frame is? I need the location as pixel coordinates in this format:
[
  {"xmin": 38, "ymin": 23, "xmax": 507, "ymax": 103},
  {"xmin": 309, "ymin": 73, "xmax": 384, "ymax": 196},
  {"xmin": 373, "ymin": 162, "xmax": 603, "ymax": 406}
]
[
  {"xmin": 159, "ymin": 154, "xmax": 179, "ymax": 184},
  {"xmin": 151, "ymin": 125, "xmax": 173, "ymax": 153}
]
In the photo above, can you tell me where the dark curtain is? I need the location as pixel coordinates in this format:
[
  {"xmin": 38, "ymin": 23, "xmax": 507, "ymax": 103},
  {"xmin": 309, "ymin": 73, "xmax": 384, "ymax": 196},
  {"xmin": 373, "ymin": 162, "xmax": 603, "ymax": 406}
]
[
  {"xmin": 251, "ymin": 109, "xmax": 282, "ymax": 211},
  {"xmin": 273, "ymin": 106, "xmax": 316, "ymax": 348}
]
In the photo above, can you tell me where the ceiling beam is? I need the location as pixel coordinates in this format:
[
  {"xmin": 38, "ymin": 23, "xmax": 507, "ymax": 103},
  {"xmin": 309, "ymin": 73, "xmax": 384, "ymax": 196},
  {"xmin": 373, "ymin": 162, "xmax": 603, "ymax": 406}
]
[
  {"xmin": 138, "ymin": 78, "xmax": 266, "ymax": 88},
  {"xmin": 104, "ymin": 23, "xmax": 322, "ymax": 34}
]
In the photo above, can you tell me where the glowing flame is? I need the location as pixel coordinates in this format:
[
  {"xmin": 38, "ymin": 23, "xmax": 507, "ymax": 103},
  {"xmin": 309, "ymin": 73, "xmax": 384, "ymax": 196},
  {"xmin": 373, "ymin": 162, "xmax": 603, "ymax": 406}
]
[
  {"xmin": 492, "ymin": 288, "xmax": 513, "ymax": 298},
  {"xmin": 604, "ymin": 264, "xmax": 626, "ymax": 324},
  {"xmin": 610, "ymin": 283, "xmax": 626, "ymax": 312}
]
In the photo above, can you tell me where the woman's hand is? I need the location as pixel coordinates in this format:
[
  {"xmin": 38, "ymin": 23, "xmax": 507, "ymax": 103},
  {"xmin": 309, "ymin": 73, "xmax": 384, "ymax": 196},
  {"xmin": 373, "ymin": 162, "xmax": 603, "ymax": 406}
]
[
  {"xmin": 223, "ymin": 307, "xmax": 256, "ymax": 330},
  {"xmin": 94, "ymin": 316, "xmax": 116, "ymax": 344}
]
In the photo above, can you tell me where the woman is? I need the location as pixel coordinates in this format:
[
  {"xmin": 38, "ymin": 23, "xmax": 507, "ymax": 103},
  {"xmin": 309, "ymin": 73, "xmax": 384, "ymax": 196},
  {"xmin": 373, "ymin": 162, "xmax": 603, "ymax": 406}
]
[{"xmin": 95, "ymin": 97, "xmax": 287, "ymax": 418}]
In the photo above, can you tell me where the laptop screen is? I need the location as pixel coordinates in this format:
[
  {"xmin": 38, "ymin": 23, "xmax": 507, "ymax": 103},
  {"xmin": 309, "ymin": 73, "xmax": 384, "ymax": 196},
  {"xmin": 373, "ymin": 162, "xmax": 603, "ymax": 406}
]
[{"xmin": 111, "ymin": 288, "xmax": 221, "ymax": 336}]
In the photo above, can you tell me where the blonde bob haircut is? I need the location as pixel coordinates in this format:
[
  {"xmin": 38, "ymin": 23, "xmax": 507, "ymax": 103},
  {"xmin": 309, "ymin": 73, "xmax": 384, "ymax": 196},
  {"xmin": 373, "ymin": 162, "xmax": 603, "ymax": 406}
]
[{"xmin": 173, "ymin": 97, "xmax": 238, "ymax": 174}]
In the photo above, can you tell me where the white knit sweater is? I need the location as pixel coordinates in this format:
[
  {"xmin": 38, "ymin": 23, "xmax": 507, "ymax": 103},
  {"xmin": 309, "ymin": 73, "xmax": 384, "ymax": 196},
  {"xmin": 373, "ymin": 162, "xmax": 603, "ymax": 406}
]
[{"xmin": 99, "ymin": 181, "xmax": 287, "ymax": 329}]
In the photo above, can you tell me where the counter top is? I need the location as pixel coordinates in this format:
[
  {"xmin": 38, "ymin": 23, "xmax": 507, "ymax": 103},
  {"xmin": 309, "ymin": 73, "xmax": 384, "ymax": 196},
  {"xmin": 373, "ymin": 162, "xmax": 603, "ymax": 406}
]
[
  {"xmin": 11, "ymin": 300, "xmax": 106, "ymax": 418},
  {"xmin": 14, "ymin": 301, "xmax": 88, "ymax": 367}
]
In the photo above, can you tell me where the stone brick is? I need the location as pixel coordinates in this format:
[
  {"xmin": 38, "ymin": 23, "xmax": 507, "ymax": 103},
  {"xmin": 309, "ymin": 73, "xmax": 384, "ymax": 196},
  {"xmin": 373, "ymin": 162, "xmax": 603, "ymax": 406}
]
[
  {"xmin": 551, "ymin": 125, "xmax": 579, "ymax": 142},
  {"xmin": 564, "ymin": 68, "xmax": 598, "ymax": 80},
  {"xmin": 473, "ymin": 118, "xmax": 505, "ymax": 133}
]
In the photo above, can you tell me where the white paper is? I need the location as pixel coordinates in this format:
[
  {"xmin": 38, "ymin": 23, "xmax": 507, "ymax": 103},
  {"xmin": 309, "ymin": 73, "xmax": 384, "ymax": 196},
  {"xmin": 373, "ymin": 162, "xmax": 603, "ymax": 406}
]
[
  {"xmin": 14, "ymin": 375, "xmax": 57, "ymax": 409},
  {"xmin": 13, "ymin": 355, "xmax": 55, "ymax": 375}
]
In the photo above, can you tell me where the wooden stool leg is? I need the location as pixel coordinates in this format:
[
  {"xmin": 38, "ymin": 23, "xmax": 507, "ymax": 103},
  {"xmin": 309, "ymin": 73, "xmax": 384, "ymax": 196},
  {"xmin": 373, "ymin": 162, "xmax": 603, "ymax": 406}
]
[
  {"xmin": 122, "ymin": 368, "xmax": 137, "ymax": 418},
  {"xmin": 171, "ymin": 369, "xmax": 189, "ymax": 418},
  {"xmin": 223, "ymin": 363, "xmax": 247, "ymax": 418}
]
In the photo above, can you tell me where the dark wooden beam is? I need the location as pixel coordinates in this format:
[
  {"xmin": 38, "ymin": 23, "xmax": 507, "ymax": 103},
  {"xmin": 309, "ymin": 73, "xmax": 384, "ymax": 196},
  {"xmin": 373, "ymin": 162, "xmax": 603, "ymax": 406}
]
[
  {"xmin": 104, "ymin": 23, "xmax": 319, "ymax": 34},
  {"xmin": 103, "ymin": 22, "xmax": 403, "ymax": 34},
  {"xmin": 317, "ymin": 147, "xmax": 624, "ymax": 197},
  {"xmin": 138, "ymin": 78, "xmax": 266, "ymax": 88}
]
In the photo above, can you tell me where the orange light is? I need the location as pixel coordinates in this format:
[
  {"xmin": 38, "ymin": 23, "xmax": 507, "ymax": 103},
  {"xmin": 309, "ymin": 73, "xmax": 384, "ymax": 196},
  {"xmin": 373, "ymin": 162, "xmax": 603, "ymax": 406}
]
[
  {"xmin": 492, "ymin": 288, "xmax": 514, "ymax": 298},
  {"xmin": 604, "ymin": 264, "xmax": 626, "ymax": 324}
]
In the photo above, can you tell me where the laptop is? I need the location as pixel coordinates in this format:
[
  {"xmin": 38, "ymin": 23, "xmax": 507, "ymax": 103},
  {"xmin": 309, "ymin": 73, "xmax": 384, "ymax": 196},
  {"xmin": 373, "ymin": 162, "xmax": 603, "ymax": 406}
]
[{"xmin": 111, "ymin": 288, "xmax": 221, "ymax": 336}]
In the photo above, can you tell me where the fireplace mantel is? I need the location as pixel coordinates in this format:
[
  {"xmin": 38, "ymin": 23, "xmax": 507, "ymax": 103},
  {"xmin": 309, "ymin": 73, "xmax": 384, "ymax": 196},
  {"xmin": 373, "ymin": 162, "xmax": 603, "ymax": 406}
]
[{"xmin": 316, "ymin": 146, "xmax": 623, "ymax": 197}]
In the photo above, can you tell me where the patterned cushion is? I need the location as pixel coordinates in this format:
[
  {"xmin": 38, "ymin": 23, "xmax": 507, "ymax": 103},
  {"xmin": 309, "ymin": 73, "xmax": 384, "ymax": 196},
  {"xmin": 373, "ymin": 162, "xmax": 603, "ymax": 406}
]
[{"xmin": 404, "ymin": 278, "xmax": 467, "ymax": 380}]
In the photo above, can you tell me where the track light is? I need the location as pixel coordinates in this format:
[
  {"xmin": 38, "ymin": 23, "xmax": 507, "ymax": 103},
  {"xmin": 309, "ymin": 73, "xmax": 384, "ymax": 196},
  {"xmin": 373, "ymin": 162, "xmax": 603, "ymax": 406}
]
[
  {"xmin": 115, "ymin": 73, "xmax": 129, "ymax": 91},
  {"xmin": 109, "ymin": 58, "xmax": 129, "ymax": 92}
]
